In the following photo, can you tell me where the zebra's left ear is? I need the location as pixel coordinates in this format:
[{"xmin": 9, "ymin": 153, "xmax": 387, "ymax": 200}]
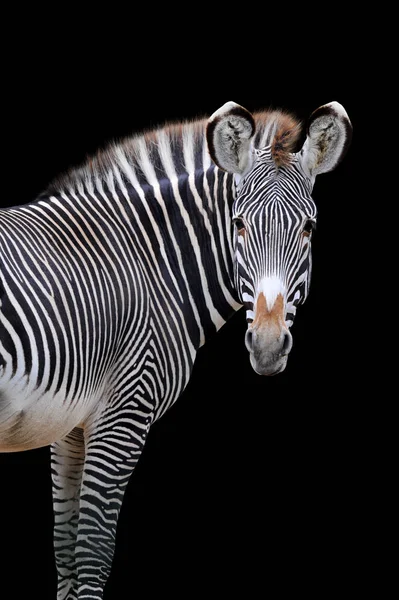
[
  {"xmin": 299, "ymin": 101, "xmax": 353, "ymax": 177},
  {"xmin": 206, "ymin": 101, "xmax": 256, "ymax": 176}
]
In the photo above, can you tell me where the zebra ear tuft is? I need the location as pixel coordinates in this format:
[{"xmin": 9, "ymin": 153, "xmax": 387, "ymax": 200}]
[
  {"xmin": 299, "ymin": 101, "xmax": 352, "ymax": 177},
  {"xmin": 206, "ymin": 102, "xmax": 256, "ymax": 175}
]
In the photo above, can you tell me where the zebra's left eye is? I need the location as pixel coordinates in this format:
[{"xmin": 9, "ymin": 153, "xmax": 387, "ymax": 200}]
[
  {"xmin": 233, "ymin": 218, "xmax": 246, "ymax": 232},
  {"xmin": 303, "ymin": 219, "xmax": 315, "ymax": 236}
]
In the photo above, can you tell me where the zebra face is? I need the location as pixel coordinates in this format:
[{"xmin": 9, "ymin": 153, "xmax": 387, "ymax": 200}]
[
  {"xmin": 232, "ymin": 149, "xmax": 317, "ymax": 376},
  {"xmin": 207, "ymin": 100, "xmax": 352, "ymax": 375}
]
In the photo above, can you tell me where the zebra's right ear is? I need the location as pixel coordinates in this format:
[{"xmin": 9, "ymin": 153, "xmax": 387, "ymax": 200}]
[{"xmin": 206, "ymin": 101, "xmax": 256, "ymax": 176}]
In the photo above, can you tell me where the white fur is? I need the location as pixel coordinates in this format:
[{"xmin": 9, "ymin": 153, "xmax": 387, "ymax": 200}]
[
  {"xmin": 242, "ymin": 292, "xmax": 254, "ymax": 305},
  {"xmin": 208, "ymin": 102, "xmax": 255, "ymax": 175},
  {"xmin": 299, "ymin": 101, "xmax": 351, "ymax": 177},
  {"xmin": 208, "ymin": 101, "xmax": 240, "ymax": 121},
  {"xmin": 246, "ymin": 309, "xmax": 255, "ymax": 321},
  {"xmin": 328, "ymin": 101, "xmax": 350, "ymax": 121},
  {"xmin": 257, "ymin": 276, "xmax": 286, "ymax": 311}
]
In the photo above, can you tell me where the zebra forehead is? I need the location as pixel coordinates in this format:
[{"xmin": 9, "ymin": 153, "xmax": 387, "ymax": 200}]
[{"xmin": 235, "ymin": 171, "xmax": 317, "ymax": 218}]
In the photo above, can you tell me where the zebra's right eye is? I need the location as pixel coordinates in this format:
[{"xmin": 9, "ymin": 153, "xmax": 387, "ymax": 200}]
[
  {"xmin": 233, "ymin": 218, "xmax": 246, "ymax": 232},
  {"xmin": 303, "ymin": 219, "xmax": 316, "ymax": 236}
]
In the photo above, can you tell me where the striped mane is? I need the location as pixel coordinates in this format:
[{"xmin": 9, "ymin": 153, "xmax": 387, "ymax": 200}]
[
  {"xmin": 254, "ymin": 110, "xmax": 303, "ymax": 167},
  {"xmin": 47, "ymin": 109, "xmax": 303, "ymax": 194}
]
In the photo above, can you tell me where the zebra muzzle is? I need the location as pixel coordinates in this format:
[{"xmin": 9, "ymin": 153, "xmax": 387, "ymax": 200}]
[{"xmin": 244, "ymin": 292, "xmax": 293, "ymax": 376}]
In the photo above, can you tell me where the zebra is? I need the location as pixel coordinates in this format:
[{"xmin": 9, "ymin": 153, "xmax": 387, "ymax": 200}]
[{"xmin": 0, "ymin": 99, "xmax": 352, "ymax": 599}]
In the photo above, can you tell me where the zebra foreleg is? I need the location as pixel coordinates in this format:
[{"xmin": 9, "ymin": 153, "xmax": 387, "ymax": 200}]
[
  {"xmin": 75, "ymin": 401, "xmax": 153, "ymax": 599},
  {"xmin": 51, "ymin": 427, "xmax": 85, "ymax": 600}
]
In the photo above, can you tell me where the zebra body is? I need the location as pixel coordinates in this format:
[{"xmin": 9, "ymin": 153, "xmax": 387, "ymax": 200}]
[
  {"xmin": 0, "ymin": 125, "xmax": 239, "ymax": 450},
  {"xmin": 0, "ymin": 100, "xmax": 352, "ymax": 598}
]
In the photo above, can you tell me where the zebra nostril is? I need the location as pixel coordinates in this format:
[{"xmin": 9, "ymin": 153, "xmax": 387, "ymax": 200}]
[
  {"xmin": 281, "ymin": 330, "xmax": 293, "ymax": 356},
  {"xmin": 245, "ymin": 329, "xmax": 254, "ymax": 352}
]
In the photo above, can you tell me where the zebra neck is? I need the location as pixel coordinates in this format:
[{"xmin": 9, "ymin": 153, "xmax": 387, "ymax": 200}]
[
  {"xmin": 43, "ymin": 120, "xmax": 243, "ymax": 346},
  {"xmin": 127, "ymin": 165, "xmax": 242, "ymax": 345}
]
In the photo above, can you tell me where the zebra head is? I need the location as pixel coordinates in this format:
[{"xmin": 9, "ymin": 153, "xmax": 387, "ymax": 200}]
[{"xmin": 206, "ymin": 101, "xmax": 352, "ymax": 376}]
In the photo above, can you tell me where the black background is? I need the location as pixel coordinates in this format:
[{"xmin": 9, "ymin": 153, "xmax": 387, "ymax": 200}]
[{"xmin": 1, "ymin": 16, "xmax": 384, "ymax": 600}]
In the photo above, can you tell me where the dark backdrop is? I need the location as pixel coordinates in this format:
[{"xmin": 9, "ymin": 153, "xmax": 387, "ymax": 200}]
[{"xmin": 0, "ymin": 34, "xmax": 370, "ymax": 599}]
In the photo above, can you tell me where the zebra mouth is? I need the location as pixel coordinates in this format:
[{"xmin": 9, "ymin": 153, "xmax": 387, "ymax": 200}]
[{"xmin": 249, "ymin": 353, "xmax": 288, "ymax": 376}]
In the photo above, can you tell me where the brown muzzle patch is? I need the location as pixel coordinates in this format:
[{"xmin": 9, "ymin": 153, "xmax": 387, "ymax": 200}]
[{"xmin": 252, "ymin": 292, "xmax": 285, "ymax": 330}]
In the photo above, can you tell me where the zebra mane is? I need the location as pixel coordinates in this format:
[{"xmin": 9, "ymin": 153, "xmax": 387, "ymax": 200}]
[
  {"xmin": 253, "ymin": 110, "xmax": 303, "ymax": 167},
  {"xmin": 46, "ymin": 109, "xmax": 303, "ymax": 194}
]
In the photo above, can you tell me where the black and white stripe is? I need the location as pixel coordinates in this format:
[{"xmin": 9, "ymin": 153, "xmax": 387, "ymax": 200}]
[
  {"xmin": 232, "ymin": 147, "xmax": 316, "ymax": 325},
  {"xmin": 1, "ymin": 110, "xmax": 319, "ymax": 599}
]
